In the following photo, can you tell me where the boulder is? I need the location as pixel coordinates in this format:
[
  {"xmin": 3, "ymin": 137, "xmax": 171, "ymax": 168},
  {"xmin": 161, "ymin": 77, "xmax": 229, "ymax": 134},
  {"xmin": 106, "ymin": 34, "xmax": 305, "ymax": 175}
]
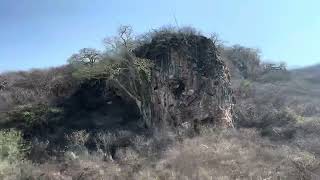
[{"xmin": 135, "ymin": 33, "xmax": 234, "ymax": 128}]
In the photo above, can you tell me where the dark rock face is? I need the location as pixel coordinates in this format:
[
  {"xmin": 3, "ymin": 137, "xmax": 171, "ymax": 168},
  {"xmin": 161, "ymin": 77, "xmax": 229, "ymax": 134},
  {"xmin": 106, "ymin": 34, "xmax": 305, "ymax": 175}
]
[
  {"xmin": 136, "ymin": 33, "xmax": 234, "ymax": 128},
  {"xmin": 62, "ymin": 80, "xmax": 143, "ymax": 131}
]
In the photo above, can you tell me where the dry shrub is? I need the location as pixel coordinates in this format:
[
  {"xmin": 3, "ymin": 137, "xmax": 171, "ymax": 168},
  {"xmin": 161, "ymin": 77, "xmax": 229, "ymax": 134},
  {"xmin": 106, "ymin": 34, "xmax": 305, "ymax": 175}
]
[
  {"xmin": 293, "ymin": 117, "xmax": 320, "ymax": 156},
  {"xmin": 233, "ymin": 80, "xmax": 302, "ymax": 140},
  {"xmin": 28, "ymin": 138, "xmax": 50, "ymax": 163},
  {"xmin": 258, "ymin": 71, "xmax": 291, "ymax": 83},
  {"xmin": 0, "ymin": 160, "xmax": 37, "ymax": 180},
  {"xmin": 0, "ymin": 70, "xmax": 51, "ymax": 106},
  {"xmin": 138, "ymin": 25, "xmax": 203, "ymax": 45},
  {"xmin": 133, "ymin": 129, "xmax": 319, "ymax": 180},
  {"xmin": 66, "ymin": 130, "xmax": 90, "ymax": 147},
  {"xmin": 95, "ymin": 131, "xmax": 117, "ymax": 151},
  {"xmin": 2, "ymin": 128, "xmax": 318, "ymax": 180},
  {"xmin": 8, "ymin": 156, "xmax": 122, "ymax": 180},
  {"xmin": 0, "ymin": 66, "xmax": 77, "ymax": 110},
  {"xmin": 235, "ymin": 101, "xmax": 298, "ymax": 139},
  {"xmin": 221, "ymin": 45, "xmax": 262, "ymax": 79},
  {"xmin": 65, "ymin": 130, "xmax": 90, "ymax": 158},
  {"xmin": 295, "ymin": 102, "xmax": 320, "ymax": 117}
]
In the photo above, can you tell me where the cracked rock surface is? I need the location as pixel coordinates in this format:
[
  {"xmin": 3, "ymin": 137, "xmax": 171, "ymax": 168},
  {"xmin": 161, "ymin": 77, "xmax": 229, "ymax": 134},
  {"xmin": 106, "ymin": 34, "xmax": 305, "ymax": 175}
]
[{"xmin": 135, "ymin": 33, "xmax": 234, "ymax": 128}]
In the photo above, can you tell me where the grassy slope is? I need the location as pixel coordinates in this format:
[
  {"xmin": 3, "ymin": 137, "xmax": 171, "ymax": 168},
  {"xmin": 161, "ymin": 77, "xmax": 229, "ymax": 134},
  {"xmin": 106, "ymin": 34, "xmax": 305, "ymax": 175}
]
[{"xmin": 256, "ymin": 65, "xmax": 320, "ymax": 117}]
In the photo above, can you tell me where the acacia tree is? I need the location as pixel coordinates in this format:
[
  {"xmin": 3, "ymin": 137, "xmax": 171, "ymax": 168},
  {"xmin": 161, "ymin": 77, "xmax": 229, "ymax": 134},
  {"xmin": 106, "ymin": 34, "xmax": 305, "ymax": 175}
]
[{"xmin": 68, "ymin": 48, "xmax": 102, "ymax": 66}]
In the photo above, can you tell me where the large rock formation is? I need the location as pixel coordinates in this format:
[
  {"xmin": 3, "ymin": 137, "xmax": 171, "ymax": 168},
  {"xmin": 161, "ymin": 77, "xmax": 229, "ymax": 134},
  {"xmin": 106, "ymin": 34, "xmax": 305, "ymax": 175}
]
[
  {"xmin": 61, "ymin": 32, "xmax": 234, "ymax": 131},
  {"xmin": 1, "ymin": 32, "xmax": 234, "ymax": 139},
  {"xmin": 136, "ymin": 33, "xmax": 234, "ymax": 128}
]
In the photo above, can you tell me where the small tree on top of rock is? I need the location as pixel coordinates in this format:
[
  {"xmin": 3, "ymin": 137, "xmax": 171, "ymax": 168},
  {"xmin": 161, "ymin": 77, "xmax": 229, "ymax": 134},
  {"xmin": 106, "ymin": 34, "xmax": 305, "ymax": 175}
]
[{"xmin": 104, "ymin": 25, "xmax": 136, "ymax": 54}]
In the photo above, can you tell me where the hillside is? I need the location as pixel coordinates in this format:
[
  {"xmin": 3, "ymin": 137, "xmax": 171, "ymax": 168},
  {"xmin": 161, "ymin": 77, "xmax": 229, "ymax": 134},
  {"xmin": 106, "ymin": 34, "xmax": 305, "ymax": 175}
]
[
  {"xmin": 0, "ymin": 27, "xmax": 320, "ymax": 179},
  {"xmin": 255, "ymin": 65, "xmax": 320, "ymax": 116},
  {"xmin": 291, "ymin": 64, "xmax": 320, "ymax": 96}
]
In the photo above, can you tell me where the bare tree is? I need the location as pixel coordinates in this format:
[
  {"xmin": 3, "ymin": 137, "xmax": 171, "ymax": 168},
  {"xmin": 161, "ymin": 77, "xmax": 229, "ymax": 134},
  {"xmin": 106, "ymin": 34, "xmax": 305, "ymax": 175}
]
[
  {"xmin": 68, "ymin": 48, "xmax": 102, "ymax": 66},
  {"xmin": 118, "ymin": 25, "xmax": 134, "ymax": 49},
  {"xmin": 210, "ymin": 33, "xmax": 221, "ymax": 46},
  {"xmin": 104, "ymin": 25, "xmax": 135, "ymax": 53}
]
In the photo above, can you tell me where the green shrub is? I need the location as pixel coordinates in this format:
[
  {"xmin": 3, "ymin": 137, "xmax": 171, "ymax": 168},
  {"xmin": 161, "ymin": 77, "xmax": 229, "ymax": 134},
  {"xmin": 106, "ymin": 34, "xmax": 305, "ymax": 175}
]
[
  {"xmin": 71, "ymin": 55, "xmax": 152, "ymax": 82},
  {"xmin": 71, "ymin": 58, "xmax": 125, "ymax": 81},
  {"xmin": 238, "ymin": 80, "xmax": 253, "ymax": 98},
  {"xmin": 133, "ymin": 58, "xmax": 153, "ymax": 82},
  {"xmin": 7, "ymin": 104, "xmax": 63, "ymax": 129},
  {"xmin": 65, "ymin": 130, "xmax": 90, "ymax": 154},
  {"xmin": 0, "ymin": 129, "xmax": 28, "ymax": 163},
  {"xmin": 0, "ymin": 129, "xmax": 44, "ymax": 179}
]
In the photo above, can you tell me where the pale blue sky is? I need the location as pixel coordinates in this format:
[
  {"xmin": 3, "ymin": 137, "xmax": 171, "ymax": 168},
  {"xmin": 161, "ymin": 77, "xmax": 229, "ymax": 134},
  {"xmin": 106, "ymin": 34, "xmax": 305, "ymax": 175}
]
[{"xmin": 0, "ymin": 0, "xmax": 319, "ymax": 71}]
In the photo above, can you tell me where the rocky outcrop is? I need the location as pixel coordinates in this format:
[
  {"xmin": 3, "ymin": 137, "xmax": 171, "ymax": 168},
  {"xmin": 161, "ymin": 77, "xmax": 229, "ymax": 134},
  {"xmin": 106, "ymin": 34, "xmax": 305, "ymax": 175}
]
[
  {"xmin": 1, "ymin": 33, "xmax": 234, "ymax": 139},
  {"xmin": 136, "ymin": 33, "xmax": 234, "ymax": 128},
  {"xmin": 62, "ymin": 32, "xmax": 235, "ymax": 131}
]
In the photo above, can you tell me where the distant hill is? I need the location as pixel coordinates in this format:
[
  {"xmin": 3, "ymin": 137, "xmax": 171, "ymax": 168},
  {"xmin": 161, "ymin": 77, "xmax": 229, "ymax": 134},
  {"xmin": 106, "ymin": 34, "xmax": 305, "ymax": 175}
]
[
  {"xmin": 255, "ymin": 64, "xmax": 320, "ymax": 117},
  {"xmin": 291, "ymin": 64, "xmax": 320, "ymax": 83},
  {"xmin": 293, "ymin": 64, "xmax": 320, "ymax": 73},
  {"xmin": 289, "ymin": 64, "xmax": 320, "ymax": 95}
]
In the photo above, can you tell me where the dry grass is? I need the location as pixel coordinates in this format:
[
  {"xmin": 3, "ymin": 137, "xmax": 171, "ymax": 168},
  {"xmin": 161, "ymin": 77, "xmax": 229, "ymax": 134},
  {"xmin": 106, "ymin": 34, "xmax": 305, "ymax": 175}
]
[
  {"xmin": 2, "ymin": 128, "xmax": 318, "ymax": 180},
  {"xmin": 135, "ymin": 129, "xmax": 319, "ymax": 180},
  {"xmin": 0, "ymin": 66, "xmax": 77, "ymax": 113}
]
